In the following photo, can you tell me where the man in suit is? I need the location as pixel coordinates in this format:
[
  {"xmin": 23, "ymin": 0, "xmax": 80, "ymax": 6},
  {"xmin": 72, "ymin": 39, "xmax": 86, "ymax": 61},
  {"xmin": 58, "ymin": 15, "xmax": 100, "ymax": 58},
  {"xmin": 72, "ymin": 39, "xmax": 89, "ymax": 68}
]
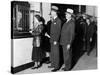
[
  {"xmin": 48, "ymin": 6, "xmax": 61, "ymax": 72},
  {"xmin": 60, "ymin": 8, "xmax": 75, "ymax": 71}
]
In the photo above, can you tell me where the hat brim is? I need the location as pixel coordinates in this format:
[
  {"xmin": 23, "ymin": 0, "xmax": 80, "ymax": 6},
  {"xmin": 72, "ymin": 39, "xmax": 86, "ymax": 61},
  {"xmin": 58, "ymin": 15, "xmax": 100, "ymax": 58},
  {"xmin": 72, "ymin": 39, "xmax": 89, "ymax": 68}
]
[
  {"xmin": 51, "ymin": 8, "xmax": 58, "ymax": 12},
  {"xmin": 65, "ymin": 12, "xmax": 75, "ymax": 17}
]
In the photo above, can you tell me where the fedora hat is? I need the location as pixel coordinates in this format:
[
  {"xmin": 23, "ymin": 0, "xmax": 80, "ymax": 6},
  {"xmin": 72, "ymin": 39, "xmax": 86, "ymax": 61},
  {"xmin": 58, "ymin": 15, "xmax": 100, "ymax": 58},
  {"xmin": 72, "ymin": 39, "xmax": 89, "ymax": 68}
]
[{"xmin": 65, "ymin": 8, "xmax": 74, "ymax": 16}]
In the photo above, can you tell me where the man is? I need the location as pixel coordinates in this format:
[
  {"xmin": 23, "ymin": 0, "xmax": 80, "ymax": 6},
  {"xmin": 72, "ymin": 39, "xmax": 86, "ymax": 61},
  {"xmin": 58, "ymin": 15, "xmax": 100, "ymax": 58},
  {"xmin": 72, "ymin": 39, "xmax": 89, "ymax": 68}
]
[
  {"xmin": 49, "ymin": 6, "xmax": 61, "ymax": 72},
  {"xmin": 60, "ymin": 8, "xmax": 75, "ymax": 71}
]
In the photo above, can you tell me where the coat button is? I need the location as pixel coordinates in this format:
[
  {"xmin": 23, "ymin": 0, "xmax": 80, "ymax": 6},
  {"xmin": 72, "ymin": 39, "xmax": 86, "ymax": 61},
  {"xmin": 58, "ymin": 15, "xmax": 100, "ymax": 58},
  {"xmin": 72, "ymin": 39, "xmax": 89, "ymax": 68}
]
[{"xmin": 54, "ymin": 22, "xmax": 56, "ymax": 24}]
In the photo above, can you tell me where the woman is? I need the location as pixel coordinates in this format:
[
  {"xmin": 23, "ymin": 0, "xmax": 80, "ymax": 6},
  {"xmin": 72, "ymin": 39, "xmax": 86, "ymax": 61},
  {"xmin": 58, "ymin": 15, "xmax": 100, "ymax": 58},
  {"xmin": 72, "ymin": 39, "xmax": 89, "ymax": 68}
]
[
  {"xmin": 86, "ymin": 18, "xmax": 96, "ymax": 56},
  {"xmin": 30, "ymin": 15, "xmax": 45, "ymax": 69}
]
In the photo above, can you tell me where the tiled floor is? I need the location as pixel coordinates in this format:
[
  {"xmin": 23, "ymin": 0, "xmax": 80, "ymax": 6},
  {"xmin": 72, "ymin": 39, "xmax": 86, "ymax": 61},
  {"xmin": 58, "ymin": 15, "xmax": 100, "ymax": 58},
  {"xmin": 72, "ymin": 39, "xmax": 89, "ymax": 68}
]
[{"xmin": 16, "ymin": 48, "xmax": 97, "ymax": 74}]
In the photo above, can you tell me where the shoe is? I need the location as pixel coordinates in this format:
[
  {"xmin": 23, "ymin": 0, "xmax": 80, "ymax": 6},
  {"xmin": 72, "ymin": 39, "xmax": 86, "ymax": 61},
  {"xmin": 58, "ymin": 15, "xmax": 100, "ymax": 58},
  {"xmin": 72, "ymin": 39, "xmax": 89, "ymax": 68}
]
[
  {"xmin": 51, "ymin": 68, "xmax": 60, "ymax": 72},
  {"xmin": 87, "ymin": 52, "xmax": 90, "ymax": 56},
  {"xmin": 48, "ymin": 66, "xmax": 54, "ymax": 68},
  {"xmin": 37, "ymin": 63, "xmax": 42, "ymax": 68},
  {"xmin": 31, "ymin": 62, "xmax": 41, "ymax": 69},
  {"xmin": 45, "ymin": 61, "xmax": 51, "ymax": 64},
  {"xmin": 62, "ymin": 67, "xmax": 69, "ymax": 71},
  {"xmin": 31, "ymin": 66, "xmax": 38, "ymax": 69},
  {"xmin": 31, "ymin": 62, "xmax": 38, "ymax": 69}
]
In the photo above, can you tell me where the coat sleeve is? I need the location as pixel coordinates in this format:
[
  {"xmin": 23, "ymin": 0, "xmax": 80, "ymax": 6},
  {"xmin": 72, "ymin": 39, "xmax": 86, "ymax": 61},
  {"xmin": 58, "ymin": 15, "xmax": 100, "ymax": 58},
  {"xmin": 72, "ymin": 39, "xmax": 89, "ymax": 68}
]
[
  {"xmin": 67, "ymin": 22, "xmax": 75, "ymax": 45},
  {"xmin": 54, "ymin": 19, "xmax": 61, "ymax": 42}
]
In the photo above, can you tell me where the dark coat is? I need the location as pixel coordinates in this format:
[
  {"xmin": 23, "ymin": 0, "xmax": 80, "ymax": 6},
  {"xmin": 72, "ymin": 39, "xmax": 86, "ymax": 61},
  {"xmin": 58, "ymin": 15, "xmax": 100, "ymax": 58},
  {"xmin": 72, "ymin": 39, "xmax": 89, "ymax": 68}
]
[
  {"xmin": 75, "ymin": 17, "xmax": 87, "ymax": 40},
  {"xmin": 86, "ymin": 22, "xmax": 96, "ymax": 39},
  {"xmin": 41, "ymin": 20, "xmax": 52, "ymax": 52},
  {"xmin": 46, "ymin": 20, "xmax": 52, "ymax": 36},
  {"xmin": 50, "ymin": 17, "xmax": 61, "ymax": 43},
  {"xmin": 60, "ymin": 19, "xmax": 75, "ymax": 45}
]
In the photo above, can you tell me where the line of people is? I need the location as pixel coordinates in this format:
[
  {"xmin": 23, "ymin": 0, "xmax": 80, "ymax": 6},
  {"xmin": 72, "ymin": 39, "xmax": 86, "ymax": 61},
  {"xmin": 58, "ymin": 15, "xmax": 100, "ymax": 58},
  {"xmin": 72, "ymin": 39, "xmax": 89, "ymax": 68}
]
[{"xmin": 29, "ymin": 6, "xmax": 97, "ymax": 72}]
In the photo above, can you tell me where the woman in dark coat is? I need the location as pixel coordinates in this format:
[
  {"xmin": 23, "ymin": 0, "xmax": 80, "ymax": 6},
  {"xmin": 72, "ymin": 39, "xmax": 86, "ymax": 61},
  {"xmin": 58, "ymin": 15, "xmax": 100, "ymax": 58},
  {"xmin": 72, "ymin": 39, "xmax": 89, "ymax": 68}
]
[
  {"xmin": 86, "ymin": 17, "xmax": 96, "ymax": 55},
  {"xmin": 30, "ymin": 15, "xmax": 45, "ymax": 69}
]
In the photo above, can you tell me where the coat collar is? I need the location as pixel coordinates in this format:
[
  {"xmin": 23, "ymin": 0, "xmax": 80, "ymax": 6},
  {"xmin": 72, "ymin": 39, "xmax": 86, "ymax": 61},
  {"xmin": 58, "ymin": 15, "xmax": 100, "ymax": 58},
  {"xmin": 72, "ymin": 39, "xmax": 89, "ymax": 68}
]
[
  {"xmin": 66, "ymin": 19, "xmax": 73, "ymax": 24},
  {"xmin": 53, "ymin": 16, "xmax": 58, "ymax": 22}
]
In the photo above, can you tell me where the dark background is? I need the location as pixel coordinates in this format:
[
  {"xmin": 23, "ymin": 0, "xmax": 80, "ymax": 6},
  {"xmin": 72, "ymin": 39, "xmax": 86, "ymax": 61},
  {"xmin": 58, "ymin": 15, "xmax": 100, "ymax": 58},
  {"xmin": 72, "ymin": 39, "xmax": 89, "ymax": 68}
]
[{"xmin": 52, "ymin": 3, "xmax": 86, "ymax": 22}]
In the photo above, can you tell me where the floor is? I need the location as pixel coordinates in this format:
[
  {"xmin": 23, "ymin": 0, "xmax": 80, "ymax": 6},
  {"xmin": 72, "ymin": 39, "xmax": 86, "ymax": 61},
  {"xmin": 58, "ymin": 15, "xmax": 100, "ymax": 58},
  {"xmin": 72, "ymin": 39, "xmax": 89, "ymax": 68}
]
[{"xmin": 16, "ymin": 48, "xmax": 97, "ymax": 74}]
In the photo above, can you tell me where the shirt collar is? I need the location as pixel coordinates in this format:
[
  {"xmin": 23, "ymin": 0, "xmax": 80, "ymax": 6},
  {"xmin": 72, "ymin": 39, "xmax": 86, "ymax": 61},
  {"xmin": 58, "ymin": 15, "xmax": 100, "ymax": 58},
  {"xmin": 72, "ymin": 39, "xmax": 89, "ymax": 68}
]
[
  {"xmin": 66, "ymin": 18, "xmax": 71, "ymax": 23},
  {"xmin": 54, "ymin": 16, "xmax": 57, "ymax": 20}
]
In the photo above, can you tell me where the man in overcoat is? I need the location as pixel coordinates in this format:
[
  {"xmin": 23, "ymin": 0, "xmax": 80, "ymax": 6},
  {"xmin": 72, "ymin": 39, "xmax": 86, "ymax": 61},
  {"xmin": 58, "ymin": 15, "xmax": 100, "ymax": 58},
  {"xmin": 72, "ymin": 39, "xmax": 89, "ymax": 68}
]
[
  {"xmin": 60, "ymin": 8, "xmax": 75, "ymax": 71},
  {"xmin": 49, "ymin": 6, "xmax": 61, "ymax": 72}
]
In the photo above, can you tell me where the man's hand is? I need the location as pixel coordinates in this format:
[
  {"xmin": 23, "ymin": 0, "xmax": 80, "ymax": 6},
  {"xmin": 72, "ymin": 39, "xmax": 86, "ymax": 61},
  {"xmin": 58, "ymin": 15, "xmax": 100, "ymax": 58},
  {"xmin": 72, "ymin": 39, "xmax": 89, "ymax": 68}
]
[
  {"xmin": 54, "ymin": 41, "xmax": 57, "ymax": 45},
  {"xmin": 67, "ymin": 44, "xmax": 70, "ymax": 50},
  {"xmin": 29, "ymin": 31, "xmax": 32, "ymax": 33},
  {"xmin": 90, "ymin": 38, "xmax": 92, "ymax": 42}
]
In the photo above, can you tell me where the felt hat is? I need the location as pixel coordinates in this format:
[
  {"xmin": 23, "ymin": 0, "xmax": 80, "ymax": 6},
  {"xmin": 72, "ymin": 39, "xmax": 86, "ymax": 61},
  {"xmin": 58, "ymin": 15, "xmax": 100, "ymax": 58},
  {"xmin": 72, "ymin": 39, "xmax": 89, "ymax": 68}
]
[{"xmin": 65, "ymin": 8, "xmax": 74, "ymax": 16}]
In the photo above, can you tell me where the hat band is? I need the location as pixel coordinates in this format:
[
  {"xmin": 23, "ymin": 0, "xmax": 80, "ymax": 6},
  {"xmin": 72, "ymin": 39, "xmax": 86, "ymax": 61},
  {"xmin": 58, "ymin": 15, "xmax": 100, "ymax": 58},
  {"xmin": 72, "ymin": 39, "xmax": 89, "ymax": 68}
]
[
  {"xmin": 51, "ymin": 8, "xmax": 58, "ymax": 12},
  {"xmin": 66, "ymin": 11, "xmax": 73, "ymax": 15}
]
